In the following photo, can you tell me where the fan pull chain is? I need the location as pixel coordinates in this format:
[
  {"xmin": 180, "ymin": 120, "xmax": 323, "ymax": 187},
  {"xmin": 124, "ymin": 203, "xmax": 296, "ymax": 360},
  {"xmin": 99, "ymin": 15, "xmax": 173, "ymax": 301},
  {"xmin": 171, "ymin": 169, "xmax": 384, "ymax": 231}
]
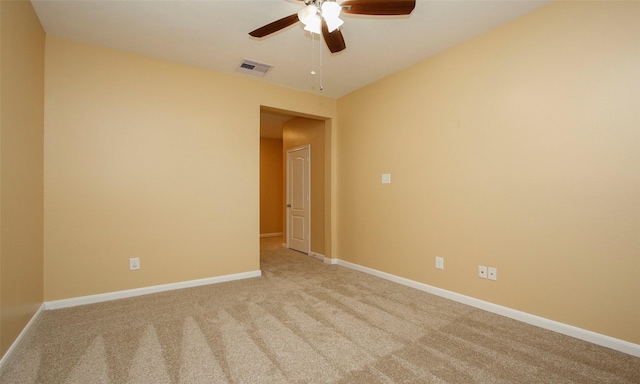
[
  {"xmin": 319, "ymin": 33, "xmax": 324, "ymax": 91},
  {"xmin": 311, "ymin": 32, "xmax": 316, "ymax": 76}
]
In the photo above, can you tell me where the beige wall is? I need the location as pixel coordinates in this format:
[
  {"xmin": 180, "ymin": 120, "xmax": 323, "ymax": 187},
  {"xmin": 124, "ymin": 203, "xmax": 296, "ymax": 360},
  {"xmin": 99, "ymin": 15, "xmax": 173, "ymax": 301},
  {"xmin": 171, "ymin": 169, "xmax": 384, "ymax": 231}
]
[
  {"xmin": 284, "ymin": 118, "xmax": 326, "ymax": 255},
  {"xmin": 337, "ymin": 1, "xmax": 640, "ymax": 344},
  {"xmin": 260, "ymin": 138, "xmax": 284, "ymax": 235},
  {"xmin": 44, "ymin": 36, "xmax": 337, "ymax": 301},
  {"xmin": 0, "ymin": 0, "xmax": 45, "ymax": 355}
]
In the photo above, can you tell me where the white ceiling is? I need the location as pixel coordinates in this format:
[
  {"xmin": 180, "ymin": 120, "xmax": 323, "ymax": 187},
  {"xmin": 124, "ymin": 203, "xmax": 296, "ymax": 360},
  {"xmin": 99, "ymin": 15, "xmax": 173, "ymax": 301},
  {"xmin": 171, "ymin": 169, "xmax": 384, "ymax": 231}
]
[{"xmin": 31, "ymin": 0, "xmax": 552, "ymax": 99}]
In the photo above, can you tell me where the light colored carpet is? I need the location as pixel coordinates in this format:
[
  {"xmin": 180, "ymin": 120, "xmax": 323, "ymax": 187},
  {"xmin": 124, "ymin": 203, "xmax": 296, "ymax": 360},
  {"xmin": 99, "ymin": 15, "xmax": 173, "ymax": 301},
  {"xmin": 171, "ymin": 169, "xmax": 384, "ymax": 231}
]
[{"xmin": 1, "ymin": 237, "xmax": 639, "ymax": 383}]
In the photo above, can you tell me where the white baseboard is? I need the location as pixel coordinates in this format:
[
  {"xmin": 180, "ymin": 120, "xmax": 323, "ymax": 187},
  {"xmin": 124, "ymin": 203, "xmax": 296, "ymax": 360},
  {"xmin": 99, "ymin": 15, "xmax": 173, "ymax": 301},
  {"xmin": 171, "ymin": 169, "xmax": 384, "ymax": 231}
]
[
  {"xmin": 45, "ymin": 270, "xmax": 262, "ymax": 310},
  {"xmin": 260, "ymin": 232, "xmax": 283, "ymax": 238},
  {"xmin": 309, "ymin": 252, "xmax": 325, "ymax": 262},
  {"xmin": 0, "ymin": 303, "xmax": 46, "ymax": 375},
  {"xmin": 336, "ymin": 259, "xmax": 640, "ymax": 358},
  {"xmin": 324, "ymin": 257, "xmax": 337, "ymax": 265}
]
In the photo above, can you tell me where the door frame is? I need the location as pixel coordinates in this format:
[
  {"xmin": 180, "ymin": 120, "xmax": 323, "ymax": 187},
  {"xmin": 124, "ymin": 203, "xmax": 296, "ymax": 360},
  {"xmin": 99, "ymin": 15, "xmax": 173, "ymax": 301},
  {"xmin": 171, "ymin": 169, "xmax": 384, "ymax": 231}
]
[{"xmin": 285, "ymin": 144, "xmax": 311, "ymax": 254}]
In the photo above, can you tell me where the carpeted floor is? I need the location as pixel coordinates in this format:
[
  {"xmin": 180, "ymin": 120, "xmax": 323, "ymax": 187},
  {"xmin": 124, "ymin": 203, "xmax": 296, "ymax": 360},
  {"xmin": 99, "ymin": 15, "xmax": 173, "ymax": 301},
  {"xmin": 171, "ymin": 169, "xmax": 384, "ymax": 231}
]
[{"xmin": 1, "ymin": 237, "xmax": 639, "ymax": 383}]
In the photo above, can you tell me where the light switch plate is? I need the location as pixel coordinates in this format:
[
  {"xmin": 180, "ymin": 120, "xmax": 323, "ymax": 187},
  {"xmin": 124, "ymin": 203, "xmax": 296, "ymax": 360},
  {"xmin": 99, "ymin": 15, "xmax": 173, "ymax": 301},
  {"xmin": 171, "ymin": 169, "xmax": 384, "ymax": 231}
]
[
  {"xmin": 381, "ymin": 173, "xmax": 391, "ymax": 184},
  {"xmin": 130, "ymin": 257, "xmax": 140, "ymax": 270},
  {"xmin": 478, "ymin": 265, "xmax": 487, "ymax": 279}
]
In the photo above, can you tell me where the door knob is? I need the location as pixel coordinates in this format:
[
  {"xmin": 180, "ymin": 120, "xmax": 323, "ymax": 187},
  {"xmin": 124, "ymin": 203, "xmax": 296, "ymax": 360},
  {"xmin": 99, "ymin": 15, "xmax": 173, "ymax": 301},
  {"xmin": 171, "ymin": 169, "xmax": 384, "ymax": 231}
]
[{"xmin": 287, "ymin": 204, "xmax": 292, "ymax": 207}]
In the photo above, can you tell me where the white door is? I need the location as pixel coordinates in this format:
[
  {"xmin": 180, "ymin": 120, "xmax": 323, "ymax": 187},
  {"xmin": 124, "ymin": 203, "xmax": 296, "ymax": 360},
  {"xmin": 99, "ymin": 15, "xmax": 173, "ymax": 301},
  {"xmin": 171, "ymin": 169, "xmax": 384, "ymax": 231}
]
[{"xmin": 287, "ymin": 146, "xmax": 310, "ymax": 254}]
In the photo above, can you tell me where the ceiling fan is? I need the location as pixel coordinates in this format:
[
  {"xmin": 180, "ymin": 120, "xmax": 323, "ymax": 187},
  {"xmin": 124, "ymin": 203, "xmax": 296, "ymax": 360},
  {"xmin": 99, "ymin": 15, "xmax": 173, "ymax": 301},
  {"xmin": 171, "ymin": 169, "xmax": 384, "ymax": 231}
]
[{"xmin": 249, "ymin": 0, "xmax": 416, "ymax": 53}]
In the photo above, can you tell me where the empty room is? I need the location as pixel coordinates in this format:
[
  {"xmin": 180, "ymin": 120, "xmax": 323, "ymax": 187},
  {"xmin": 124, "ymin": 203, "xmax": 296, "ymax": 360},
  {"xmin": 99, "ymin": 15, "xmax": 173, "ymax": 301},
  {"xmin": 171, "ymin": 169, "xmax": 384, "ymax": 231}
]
[{"xmin": 1, "ymin": 0, "xmax": 638, "ymax": 382}]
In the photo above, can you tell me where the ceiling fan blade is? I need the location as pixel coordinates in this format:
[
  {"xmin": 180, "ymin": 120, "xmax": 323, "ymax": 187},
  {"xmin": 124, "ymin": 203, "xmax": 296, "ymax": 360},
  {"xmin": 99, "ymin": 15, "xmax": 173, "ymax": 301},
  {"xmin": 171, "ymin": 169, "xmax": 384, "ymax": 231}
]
[
  {"xmin": 249, "ymin": 13, "xmax": 300, "ymax": 38},
  {"xmin": 321, "ymin": 19, "xmax": 346, "ymax": 53},
  {"xmin": 341, "ymin": 0, "xmax": 416, "ymax": 16}
]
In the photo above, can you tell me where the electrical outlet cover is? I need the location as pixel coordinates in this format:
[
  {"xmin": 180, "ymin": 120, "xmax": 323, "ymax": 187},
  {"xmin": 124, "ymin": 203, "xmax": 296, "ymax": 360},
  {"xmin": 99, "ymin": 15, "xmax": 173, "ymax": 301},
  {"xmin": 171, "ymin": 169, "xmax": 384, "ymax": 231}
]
[
  {"xmin": 435, "ymin": 257, "xmax": 444, "ymax": 270},
  {"xmin": 488, "ymin": 267, "xmax": 497, "ymax": 281},
  {"xmin": 130, "ymin": 257, "xmax": 140, "ymax": 270}
]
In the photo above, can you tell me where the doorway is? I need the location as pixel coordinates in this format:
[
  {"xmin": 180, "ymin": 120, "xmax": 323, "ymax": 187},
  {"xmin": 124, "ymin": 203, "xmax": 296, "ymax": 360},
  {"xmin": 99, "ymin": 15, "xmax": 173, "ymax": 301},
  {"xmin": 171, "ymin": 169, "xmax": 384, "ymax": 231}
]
[{"xmin": 259, "ymin": 107, "xmax": 330, "ymax": 259}]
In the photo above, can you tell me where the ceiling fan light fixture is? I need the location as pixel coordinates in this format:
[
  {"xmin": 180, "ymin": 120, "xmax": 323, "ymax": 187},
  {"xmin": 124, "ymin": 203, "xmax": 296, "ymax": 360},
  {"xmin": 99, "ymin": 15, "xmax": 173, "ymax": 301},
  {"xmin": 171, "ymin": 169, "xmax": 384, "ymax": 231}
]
[
  {"xmin": 298, "ymin": 4, "xmax": 317, "ymax": 26},
  {"xmin": 303, "ymin": 15, "xmax": 322, "ymax": 34},
  {"xmin": 250, "ymin": 0, "xmax": 416, "ymax": 54},
  {"xmin": 321, "ymin": 1, "xmax": 344, "ymax": 32},
  {"xmin": 324, "ymin": 15, "xmax": 344, "ymax": 33},
  {"xmin": 321, "ymin": 1, "xmax": 342, "ymax": 18},
  {"xmin": 299, "ymin": 4, "xmax": 322, "ymax": 34}
]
